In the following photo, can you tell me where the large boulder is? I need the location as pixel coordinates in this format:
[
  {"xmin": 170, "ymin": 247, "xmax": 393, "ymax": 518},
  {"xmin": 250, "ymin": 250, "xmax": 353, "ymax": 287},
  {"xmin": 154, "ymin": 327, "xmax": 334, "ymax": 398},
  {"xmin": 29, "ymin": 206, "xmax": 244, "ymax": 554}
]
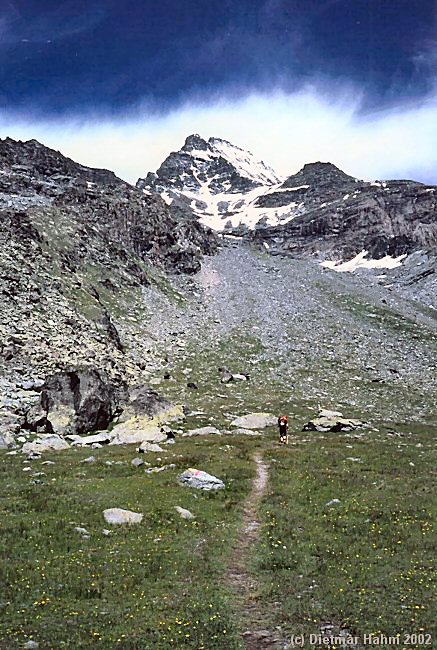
[
  {"xmin": 68, "ymin": 432, "xmax": 111, "ymax": 446},
  {"xmin": 230, "ymin": 412, "xmax": 277, "ymax": 429},
  {"xmin": 303, "ymin": 409, "xmax": 363, "ymax": 432},
  {"xmin": 21, "ymin": 434, "xmax": 70, "ymax": 454},
  {"xmin": 109, "ymin": 419, "xmax": 166, "ymax": 445},
  {"xmin": 117, "ymin": 385, "xmax": 172, "ymax": 422},
  {"xmin": 110, "ymin": 403, "xmax": 185, "ymax": 445},
  {"xmin": 41, "ymin": 369, "xmax": 127, "ymax": 435}
]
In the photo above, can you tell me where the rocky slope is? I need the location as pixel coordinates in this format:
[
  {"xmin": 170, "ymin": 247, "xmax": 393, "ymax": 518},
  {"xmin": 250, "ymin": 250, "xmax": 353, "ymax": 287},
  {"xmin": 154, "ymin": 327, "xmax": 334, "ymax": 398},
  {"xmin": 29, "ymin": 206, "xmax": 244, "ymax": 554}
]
[{"xmin": 0, "ymin": 137, "xmax": 218, "ymax": 448}]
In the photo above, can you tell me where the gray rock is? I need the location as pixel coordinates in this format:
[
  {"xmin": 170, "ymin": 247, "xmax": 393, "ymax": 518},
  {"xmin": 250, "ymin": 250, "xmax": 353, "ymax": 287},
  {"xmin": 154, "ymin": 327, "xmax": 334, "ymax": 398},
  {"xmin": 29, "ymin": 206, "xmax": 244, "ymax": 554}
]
[
  {"xmin": 303, "ymin": 415, "xmax": 363, "ymax": 433},
  {"xmin": 145, "ymin": 463, "xmax": 176, "ymax": 474},
  {"xmin": 41, "ymin": 369, "xmax": 127, "ymax": 435},
  {"xmin": 117, "ymin": 385, "xmax": 171, "ymax": 423},
  {"xmin": 74, "ymin": 526, "xmax": 90, "ymax": 536},
  {"xmin": 325, "ymin": 498, "xmax": 341, "ymax": 507},
  {"xmin": 23, "ymin": 641, "xmax": 39, "ymax": 649},
  {"xmin": 225, "ymin": 427, "xmax": 262, "ymax": 436},
  {"xmin": 137, "ymin": 441, "xmax": 164, "ymax": 453},
  {"xmin": 230, "ymin": 412, "xmax": 277, "ymax": 429},
  {"xmin": 103, "ymin": 508, "xmax": 143, "ymax": 525},
  {"xmin": 81, "ymin": 456, "xmax": 96, "ymax": 464},
  {"xmin": 25, "ymin": 403, "xmax": 47, "ymax": 430},
  {"xmin": 182, "ymin": 426, "xmax": 221, "ymax": 437},
  {"xmin": 21, "ymin": 435, "xmax": 70, "ymax": 454},
  {"xmin": 178, "ymin": 468, "xmax": 225, "ymax": 490},
  {"xmin": 174, "ymin": 506, "xmax": 195, "ymax": 520},
  {"xmin": 0, "ymin": 433, "xmax": 14, "ymax": 449},
  {"xmin": 69, "ymin": 431, "xmax": 111, "ymax": 446},
  {"xmin": 131, "ymin": 457, "xmax": 145, "ymax": 467}
]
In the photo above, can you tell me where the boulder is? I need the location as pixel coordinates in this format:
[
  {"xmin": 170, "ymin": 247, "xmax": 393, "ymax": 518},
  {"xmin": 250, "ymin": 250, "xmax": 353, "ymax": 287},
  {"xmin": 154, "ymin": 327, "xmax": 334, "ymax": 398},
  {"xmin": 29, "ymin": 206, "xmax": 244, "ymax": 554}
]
[
  {"xmin": 137, "ymin": 441, "xmax": 164, "ymax": 453},
  {"xmin": 117, "ymin": 385, "xmax": 179, "ymax": 423},
  {"xmin": 178, "ymin": 468, "xmax": 225, "ymax": 491},
  {"xmin": 226, "ymin": 428, "xmax": 262, "ymax": 436},
  {"xmin": 230, "ymin": 412, "xmax": 277, "ymax": 429},
  {"xmin": 69, "ymin": 431, "xmax": 111, "ymax": 446},
  {"xmin": 174, "ymin": 506, "xmax": 195, "ymax": 520},
  {"xmin": 0, "ymin": 430, "xmax": 16, "ymax": 448},
  {"xmin": 103, "ymin": 508, "xmax": 143, "ymax": 525},
  {"xmin": 41, "ymin": 369, "xmax": 127, "ymax": 435},
  {"xmin": 221, "ymin": 370, "xmax": 249, "ymax": 383},
  {"xmin": 318, "ymin": 408, "xmax": 343, "ymax": 418},
  {"xmin": 302, "ymin": 415, "xmax": 363, "ymax": 433},
  {"xmin": 145, "ymin": 464, "xmax": 176, "ymax": 474},
  {"xmin": 109, "ymin": 419, "xmax": 166, "ymax": 445},
  {"xmin": 110, "ymin": 403, "xmax": 184, "ymax": 445},
  {"xmin": 25, "ymin": 403, "xmax": 48, "ymax": 430},
  {"xmin": 182, "ymin": 426, "xmax": 221, "ymax": 437},
  {"xmin": 21, "ymin": 434, "xmax": 70, "ymax": 454}
]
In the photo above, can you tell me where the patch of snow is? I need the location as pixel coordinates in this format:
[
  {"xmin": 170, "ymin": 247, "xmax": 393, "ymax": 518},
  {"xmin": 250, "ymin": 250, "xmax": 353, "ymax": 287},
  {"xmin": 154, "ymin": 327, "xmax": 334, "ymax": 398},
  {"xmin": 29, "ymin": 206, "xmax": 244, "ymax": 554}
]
[
  {"xmin": 342, "ymin": 194, "xmax": 350, "ymax": 200},
  {"xmin": 209, "ymin": 137, "xmax": 282, "ymax": 185},
  {"xmin": 160, "ymin": 191, "xmax": 174, "ymax": 205},
  {"xmin": 321, "ymin": 250, "xmax": 407, "ymax": 273},
  {"xmin": 266, "ymin": 184, "xmax": 309, "ymax": 193},
  {"xmin": 189, "ymin": 149, "xmax": 217, "ymax": 161}
]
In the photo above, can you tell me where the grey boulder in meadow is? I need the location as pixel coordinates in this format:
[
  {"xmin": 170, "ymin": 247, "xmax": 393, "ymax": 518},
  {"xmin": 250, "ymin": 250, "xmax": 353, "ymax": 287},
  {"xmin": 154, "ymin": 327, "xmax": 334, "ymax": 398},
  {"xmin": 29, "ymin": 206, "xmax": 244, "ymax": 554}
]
[
  {"xmin": 174, "ymin": 506, "xmax": 195, "ymax": 520},
  {"xmin": 230, "ymin": 412, "xmax": 277, "ymax": 429},
  {"xmin": 103, "ymin": 508, "xmax": 144, "ymax": 525},
  {"xmin": 178, "ymin": 468, "xmax": 225, "ymax": 491},
  {"xmin": 303, "ymin": 409, "xmax": 363, "ymax": 433},
  {"xmin": 182, "ymin": 426, "xmax": 221, "ymax": 437}
]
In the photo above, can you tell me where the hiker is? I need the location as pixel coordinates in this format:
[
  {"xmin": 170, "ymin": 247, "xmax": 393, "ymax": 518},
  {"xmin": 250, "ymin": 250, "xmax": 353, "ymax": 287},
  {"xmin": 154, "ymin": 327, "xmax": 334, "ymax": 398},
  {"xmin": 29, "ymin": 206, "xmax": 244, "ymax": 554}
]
[{"xmin": 278, "ymin": 415, "xmax": 289, "ymax": 444}]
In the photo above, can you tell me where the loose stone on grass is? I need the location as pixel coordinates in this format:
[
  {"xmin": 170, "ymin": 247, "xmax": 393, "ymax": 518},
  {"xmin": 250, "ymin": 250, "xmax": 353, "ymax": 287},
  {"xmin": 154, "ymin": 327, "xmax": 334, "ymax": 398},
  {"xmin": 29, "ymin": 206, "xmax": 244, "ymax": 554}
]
[
  {"xmin": 103, "ymin": 508, "xmax": 144, "ymax": 525},
  {"xmin": 174, "ymin": 506, "xmax": 195, "ymax": 520},
  {"xmin": 230, "ymin": 412, "xmax": 277, "ymax": 429},
  {"xmin": 178, "ymin": 468, "xmax": 225, "ymax": 490}
]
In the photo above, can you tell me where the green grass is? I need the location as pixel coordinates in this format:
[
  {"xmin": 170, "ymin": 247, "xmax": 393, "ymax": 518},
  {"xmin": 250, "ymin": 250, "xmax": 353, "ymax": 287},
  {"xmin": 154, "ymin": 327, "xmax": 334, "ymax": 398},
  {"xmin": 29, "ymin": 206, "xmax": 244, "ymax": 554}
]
[
  {"xmin": 0, "ymin": 438, "xmax": 260, "ymax": 649},
  {"xmin": 256, "ymin": 425, "xmax": 437, "ymax": 647}
]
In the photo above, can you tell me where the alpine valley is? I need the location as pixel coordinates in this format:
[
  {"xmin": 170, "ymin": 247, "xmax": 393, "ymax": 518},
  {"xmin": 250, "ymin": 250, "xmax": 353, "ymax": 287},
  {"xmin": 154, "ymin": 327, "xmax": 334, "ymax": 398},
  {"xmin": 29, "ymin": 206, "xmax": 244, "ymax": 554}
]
[{"xmin": 1, "ymin": 134, "xmax": 436, "ymax": 649}]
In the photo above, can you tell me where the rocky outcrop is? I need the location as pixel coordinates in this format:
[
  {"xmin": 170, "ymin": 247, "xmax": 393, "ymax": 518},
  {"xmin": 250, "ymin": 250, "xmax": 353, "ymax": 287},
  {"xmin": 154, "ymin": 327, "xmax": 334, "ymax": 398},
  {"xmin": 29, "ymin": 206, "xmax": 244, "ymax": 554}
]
[{"xmin": 40, "ymin": 368, "xmax": 127, "ymax": 435}]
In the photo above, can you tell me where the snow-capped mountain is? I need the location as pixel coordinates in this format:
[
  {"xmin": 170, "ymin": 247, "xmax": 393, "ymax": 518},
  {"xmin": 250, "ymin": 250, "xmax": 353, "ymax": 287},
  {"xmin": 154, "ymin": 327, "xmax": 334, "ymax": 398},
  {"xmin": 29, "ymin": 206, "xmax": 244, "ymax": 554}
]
[
  {"xmin": 138, "ymin": 135, "xmax": 437, "ymax": 267},
  {"xmin": 137, "ymin": 134, "xmax": 291, "ymax": 230}
]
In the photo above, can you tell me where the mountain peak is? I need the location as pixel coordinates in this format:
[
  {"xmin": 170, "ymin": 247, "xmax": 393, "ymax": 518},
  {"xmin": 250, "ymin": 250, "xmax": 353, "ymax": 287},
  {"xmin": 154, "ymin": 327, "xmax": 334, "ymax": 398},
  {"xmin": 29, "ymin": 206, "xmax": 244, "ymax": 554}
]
[
  {"xmin": 282, "ymin": 161, "xmax": 358, "ymax": 188},
  {"xmin": 183, "ymin": 134, "xmax": 209, "ymax": 151}
]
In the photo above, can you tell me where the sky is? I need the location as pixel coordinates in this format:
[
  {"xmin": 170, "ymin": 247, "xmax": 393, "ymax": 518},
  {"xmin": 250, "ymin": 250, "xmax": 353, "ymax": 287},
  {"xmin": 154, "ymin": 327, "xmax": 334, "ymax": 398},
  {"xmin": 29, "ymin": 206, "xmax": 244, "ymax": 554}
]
[{"xmin": 0, "ymin": 0, "xmax": 436, "ymax": 184}]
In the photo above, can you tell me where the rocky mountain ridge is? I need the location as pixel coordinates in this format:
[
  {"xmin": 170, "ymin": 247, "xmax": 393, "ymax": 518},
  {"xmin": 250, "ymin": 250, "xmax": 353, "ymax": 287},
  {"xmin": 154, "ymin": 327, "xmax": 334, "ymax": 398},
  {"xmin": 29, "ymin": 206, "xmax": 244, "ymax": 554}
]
[
  {"xmin": 0, "ymin": 137, "xmax": 219, "ymax": 449},
  {"xmin": 139, "ymin": 135, "xmax": 437, "ymax": 265}
]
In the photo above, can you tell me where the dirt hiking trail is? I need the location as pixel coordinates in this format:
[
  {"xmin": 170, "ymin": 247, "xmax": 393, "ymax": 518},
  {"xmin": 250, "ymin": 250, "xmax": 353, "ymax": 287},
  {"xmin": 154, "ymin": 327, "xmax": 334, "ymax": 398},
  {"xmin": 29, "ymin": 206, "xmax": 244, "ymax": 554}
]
[{"xmin": 226, "ymin": 451, "xmax": 287, "ymax": 649}]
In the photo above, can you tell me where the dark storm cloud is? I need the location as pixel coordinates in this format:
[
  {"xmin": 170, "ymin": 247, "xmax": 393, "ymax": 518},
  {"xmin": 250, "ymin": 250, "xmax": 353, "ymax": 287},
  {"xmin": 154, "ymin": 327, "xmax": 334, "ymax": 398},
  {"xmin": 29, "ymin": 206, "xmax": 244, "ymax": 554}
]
[
  {"xmin": 0, "ymin": 0, "xmax": 436, "ymax": 116},
  {"xmin": 0, "ymin": 0, "xmax": 107, "ymax": 46}
]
